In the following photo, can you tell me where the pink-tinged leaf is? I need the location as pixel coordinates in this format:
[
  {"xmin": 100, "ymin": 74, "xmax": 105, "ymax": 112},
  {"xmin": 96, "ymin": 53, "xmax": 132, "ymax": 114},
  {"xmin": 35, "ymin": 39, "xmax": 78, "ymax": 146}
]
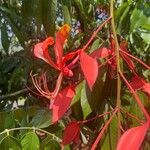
[
  {"xmin": 63, "ymin": 122, "xmax": 80, "ymax": 145},
  {"xmin": 34, "ymin": 37, "xmax": 58, "ymax": 69},
  {"xmin": 80, "ymin": 51, "xmax": 98, "ymax": 90},
  {"xmin": 130, "ymin": 76, "xmax": 145, "ymax": 91},
  {"xmin": 90, "ymin": 47, "xmax": 112, "ymax": 59},
  {"xmin": 120, "ymin": 41, "xmax": 135, "ymax": 71},
  {"xmin": 143, "ymin": 83, "xmax": 150, "ymax": 97},
  {"xmin": 52, "ymin": 86, "xmax": 75, "ymax": 123},
  {"xmin": 120, "ymin": 53, "xmax": 135, "ymax": 71},
  {"xmin": 117, "ymin": 122, "xmax": 149, "ymax": 150}
]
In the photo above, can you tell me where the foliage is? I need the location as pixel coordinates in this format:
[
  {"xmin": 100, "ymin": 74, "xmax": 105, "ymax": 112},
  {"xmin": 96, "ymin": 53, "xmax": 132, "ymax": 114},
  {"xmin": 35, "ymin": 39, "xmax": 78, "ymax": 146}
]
[{"xmin": 0, "ymin": 0, "xmax": 150, "ymax": 149}]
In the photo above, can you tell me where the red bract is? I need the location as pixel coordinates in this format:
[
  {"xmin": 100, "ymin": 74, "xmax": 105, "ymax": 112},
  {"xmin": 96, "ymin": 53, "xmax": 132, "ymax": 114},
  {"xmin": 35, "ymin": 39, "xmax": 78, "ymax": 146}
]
[
  {"xmin": 52, "ymin": 86, "xmax": 75, "ymax": 123},
  {"xmin": 117, "ymin": 121, "xmax": 149, "ymax": 150},
  {"xmin": 80, "ymin": 51, "xmax": 98, "ymax": 90},
  {"xmin": 62, "ymin": 121, "xmax": 80, "ymax": 145}
]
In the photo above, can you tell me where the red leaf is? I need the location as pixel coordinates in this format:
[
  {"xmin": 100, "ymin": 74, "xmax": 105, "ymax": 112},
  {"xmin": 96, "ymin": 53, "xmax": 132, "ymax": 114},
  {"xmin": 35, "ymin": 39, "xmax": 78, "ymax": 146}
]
[
  {"xmin": 130, "ymin": 76, "xmax": 145, "ymax": 91},
  {"xmin": 63, "ymin": 122, "xmax": 80, "ymax": 145},
  {"xmin": 117, "ymin": 122, "xmax": 149, "ymax": 150},
  {"xmin": 143, "ymin": 83, "xmax": 150, "ymax": 97},
  {"xmin": 52, "ymin": 86, "xmax": 75, "ymax": 123},
  {"xmin": 90, "ymin": 47, "xmax": 112, "ymax": 59},
  {"xmin": 80, "ymin": 51, "xmax": 98, "ymax": 90},
  {"xmin": 34, "ymin": 37, "xmax": 58, "ymax": 69},
  {"xmin": 130, "ymin": 76, "xmax": 150, "ymax": 97}
]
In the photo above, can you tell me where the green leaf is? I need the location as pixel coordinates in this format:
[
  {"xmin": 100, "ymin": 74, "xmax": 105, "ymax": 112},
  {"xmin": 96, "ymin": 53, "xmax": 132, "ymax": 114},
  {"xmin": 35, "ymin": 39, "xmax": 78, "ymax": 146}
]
[
  {"xmin": 42, "ymin": 0, "xmax": 57, "ymax": 36},
  {"xmin": 100, "ymin": 116, "xmax": 118, "ymax": 150},
  {"xmin": 89, "ymin": 39, "xmax": 101, "ymax": 53},
  {"xmin": 62, "ymin": 0, "xmax": 71, "ymax": 26},
  {"xmin": 0, "ymin": 136, "xmax": 21, "ymax": 150},
  {"xmin": 62, "ymin": 5, "xmax": 71, "ymax": 26},
  {"xmin": 4, "ymin": 113, "xmax": 15, "ymax": 129},
  {"xmin": 81, "ymin": 81, "xmax": 92, "ymax": 119},
  {"xmin": 21, "ymin": 132, "xmax": 40, "ymax": 150},
  {"xmin": 116, "ymin": 4, "xmax": 131, "ymax": 34},
  {"xmin": 30, "ymin": 109, "xmax": 51, "ymax": 128},
  {"xmin": 130, "ymin": 4, "xmax": 150, "ymax": 31},
  {"xmin": 0, "ymin": 57, "xmax": 18, "ymax": 74},
  {"xmin": 1, "ymin": 23, "xmax": 10, "ymax": 54},
  {"xmin": 71, "ymin": 81, "xmax": 83, "ymax": 106},
  {"xmin": 135, "ymin": 28, "xmax": 150, "ymax": 44},
  {"xmin": 44, "ymin": 140, "xmax": 61, "ymax": 150}
]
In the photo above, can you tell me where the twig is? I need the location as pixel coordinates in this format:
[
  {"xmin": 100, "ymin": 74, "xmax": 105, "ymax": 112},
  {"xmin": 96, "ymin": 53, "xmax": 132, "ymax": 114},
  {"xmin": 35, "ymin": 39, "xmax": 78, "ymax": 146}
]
[
  {"xmin": 0, "ymin": 88, "xmax": 29, "ymax": 100},
  {"xmin": 82, "ymin": 16, "xmax": 112, "ymax": 52},
  {"xmin": 0, "ymin": 127, "xmax": 62, "ymax": 142},
  {"xmin": 91, "ymin": 108, "xmax": 118, "ymax": 150},
  {"xmin": 120, "ymin": 50, "xmax": 150, "ymax": 70},
  {"xmin": 0, "ymin": 75, "xmax": 58, "ymax": 100}
]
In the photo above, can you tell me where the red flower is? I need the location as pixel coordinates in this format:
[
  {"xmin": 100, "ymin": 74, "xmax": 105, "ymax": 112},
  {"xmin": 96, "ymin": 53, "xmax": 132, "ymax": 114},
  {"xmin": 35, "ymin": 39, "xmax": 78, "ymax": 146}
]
[{"xmin": 34, "ymin": 24, "xmax": 74, "ymax": 77}]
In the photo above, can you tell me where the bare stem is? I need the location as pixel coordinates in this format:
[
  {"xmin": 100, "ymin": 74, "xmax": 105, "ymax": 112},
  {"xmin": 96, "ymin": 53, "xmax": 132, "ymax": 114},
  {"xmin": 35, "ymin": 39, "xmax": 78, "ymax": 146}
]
[
  {"xmin": 110, "ymin": 0, "xmax": 121, "ymax": 139},
  {"xmin": 0, "ymin": 127, "xmax": 62, "ymax": 142},
  {"xmin": 82, "ymin": 16, "xmax": 112, "ymax": 52},
  {"xmin": 79, "ymin": 109, "xmax": 114, "ymax": 124}
]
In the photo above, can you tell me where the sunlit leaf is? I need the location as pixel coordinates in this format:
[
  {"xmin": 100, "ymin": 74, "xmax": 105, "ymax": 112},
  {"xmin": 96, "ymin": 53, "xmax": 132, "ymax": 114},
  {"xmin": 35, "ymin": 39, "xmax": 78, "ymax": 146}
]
[
  {"xmin": 21, "ymin": 132, "xmax": 40, "ymax": 150},
  {"xmin": 81, "ymin": 81, "xmax": 92, "ymax": 119},
  {"xmin": 0, "ymin": 136, "xmax": 21, "ymax": 150},
  {"xmin": 117, "ymin": 122, "xmax": 149, "ymax": 150}
]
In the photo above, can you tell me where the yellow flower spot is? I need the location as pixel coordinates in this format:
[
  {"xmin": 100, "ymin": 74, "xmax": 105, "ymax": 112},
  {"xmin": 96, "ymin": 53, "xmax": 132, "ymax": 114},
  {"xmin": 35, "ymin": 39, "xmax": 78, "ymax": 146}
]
[{"xmin": 59, "ymin": 24, "xmax": 71, "ymax": 39}]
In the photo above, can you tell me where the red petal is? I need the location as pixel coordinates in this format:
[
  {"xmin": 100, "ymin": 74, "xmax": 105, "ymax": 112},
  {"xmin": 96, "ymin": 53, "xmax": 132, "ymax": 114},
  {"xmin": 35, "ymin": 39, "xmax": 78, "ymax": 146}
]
[
  {"xmin": 63, "ymin": 122, "xmax": 80, "ymax": 145},
  {"xmin": 117, "ymin": 122, "xmax": 149, "ymax": 150},
  {"xmin": 34, "ymin": 37, "xmax": 58, "ymax": 69},
  {"xmin": 54, "ymin": 24, "xmax": 70, "ymax": 67},
  {"xmin": 54, "ymin": 32, "xmax": 65, "ymax": 66},
  {"xmin": 80, "ymin": 51, "xmax": 98, "ymax": 90},
  {"xmin": 52, "ymin": 86, "xmax": 75, "ymax": 123},
  {"xmin": 62, "ymin": 50, "xmax": 79, "ymax": 65},
  {"xmin": 90, "ymin": 47, "xmax": 112, "ymax": 58}
]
